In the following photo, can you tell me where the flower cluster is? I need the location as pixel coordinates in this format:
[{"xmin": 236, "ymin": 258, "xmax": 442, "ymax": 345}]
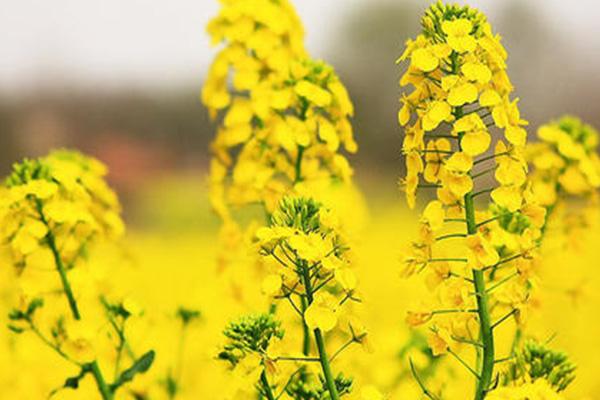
[
  {"xmin": 216, "ymin": 196, "xmax": 371, "ymax": 400},
  {"xmin": 0, "ymin": 150, "xmax": 124, "ymax": 271},
  {"xmin": 398, "ymin": 3, "xmax": 550, "ymax": 399},
  {"xmin": 503, "ymin": 340, "xmax": 576, "ymax": 393},
  {"xmin": 204, "ymin": 0, "xmax": 357, "ymax": 223},
  {"xmin": 0, "ymin": 150, "xmax": 153, "ymax": 400},
  {"xmin": 528, "ymin": 116, "xmax": 600, "ymax": 202},
  {"xmin": 398, "ymin": 1, "xmax": 529, "ymax": 210},
  {"xmin": 202, "ymin": 0, "xmax": 306, "ymax": 118},
  {"xmin": 207, "ymin": 58, "xmax": 357, "ymax": 219}
]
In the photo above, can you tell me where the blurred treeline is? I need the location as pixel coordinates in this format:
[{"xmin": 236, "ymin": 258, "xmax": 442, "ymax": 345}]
[{"xmin": 1, "ymin": 1, "xmax": 598, "ymax": 190}]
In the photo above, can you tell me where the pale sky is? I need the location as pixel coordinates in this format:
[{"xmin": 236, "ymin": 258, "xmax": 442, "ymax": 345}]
[{"xmin": 1, "ymin": 0, "xmax": 598, "ymax": 92}]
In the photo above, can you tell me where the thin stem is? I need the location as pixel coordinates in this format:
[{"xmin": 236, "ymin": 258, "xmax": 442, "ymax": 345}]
[
  {"xmin": 436, "ymin": 233, "xmax": 467, "ymax": 241},
  {"xmin": 36, "ymin": 201, "xmax": 81, "ymax": 320},
  {"xmin": 474, "ymin": 151, "xmax": 510, "ymax": 166},
  {"xmin": 470, "ymin": 166, "xmax": 497, "ymax": 180},
  {"xmin": 486, "ymin": 272, "xmax": 519, "ymax": 295},
  {"xmin": 300, "ymin": 297, "xmax": 311, "ymax": 356},
  {"xmin": 294, "ymin": 146, "xmax": 305, "ymax": 184},
  {"xmin": 300, "ymin": 263, "xmax": 339, "ymax": 400},
  {"xmin": 275, "ymin": 356, "xmax": 320, "ymax": 362},
  {"xmin": 330, "ymin": 338, "xmax": 355, "ymax": 362},
  {"xmin": 410, "ymin": 359, "xmax": 439, "ymax": 400},
  {"xmin": 428, "ymin": 257, "xmax": 468, "ymax": 263},
  {"xmin": 472, "ymin": 188, "xmax": 494, "ymax": 199},
  {"xmin": 36, "ymin": 200, "xmax": 113, "ymax": 400},
  {"xmin": 448, "ymin": 348, "xmax": 480, "ymax": 379},
  {"xmin": 90, "ymin": 361, "xmax": 113, "ymax": 400},
  {"xmin": 260, "ymin": 371, "xmax": 276, "ymax": 400},
  {"xmin": 29, "ymin": 322, "xmax": 82, "ymax": 367},
  {"xmin": 491, "ymin": 309, "xmax": 518, "ymax": 330}
]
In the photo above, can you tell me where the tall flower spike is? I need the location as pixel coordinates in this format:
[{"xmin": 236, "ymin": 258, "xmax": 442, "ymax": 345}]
[
  {"xmin": 1, "ymin": 150, "xmax": 154, "ymax": 400},
  {"xmin": 398, "ymin": 3, "xmax": 542, "ymax": 399},
  {"xmin": 255, "ymin": 196, "xmax": 364, "ymax": 400},
  {"xmin": 207, "ymin": 57, "xmax": 357, "ymax": 221}
]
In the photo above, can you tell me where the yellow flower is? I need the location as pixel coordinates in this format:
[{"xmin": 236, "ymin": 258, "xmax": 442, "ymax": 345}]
[
  {"xmin": 466, "ymin": 233, "xmax": 500, "ymax": 269},
  {"xmin": 421, "ymin": 200, "xmax": 445, "ymax": 231},
  {"xmin": 288, "ymin": 232, "xmax": 330, "ymax": 263},
  {"xmin": 427, "ymin": 328, "xmax": 452, "ymax": 356},
  {"xmin": 423, "ymin": 101, "xmax": 451, "ymax": 131},
  {"xmin": 304, "ymin": 292, "xmax": 338, "ymax": 332},
  {"xmin": 411, "ymin": 47, "xmax": 439, "ymax": 72},
  {"xmin": 442, "ymin": 18, "xmax": 476, "ymax": 53},
  {"xmin": 479, "ymin": 89, "xmax": 502, "ymax": 107},
  {"xmin": 462, "ymin": 62, "xmax": 492, "ymax": 84},
  {"xmin": 462, "ymin": 130, "xmax": 491, "ymax": 156},
  {"xmin": 294, "ymin": 80, "xmax": 332, "ymax": 107},
  {"xmin": 447, "ymin": 82, "xmax": 478, "ymax": 106}
]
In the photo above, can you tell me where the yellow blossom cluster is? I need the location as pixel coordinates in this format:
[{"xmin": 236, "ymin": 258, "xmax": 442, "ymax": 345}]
[
  {"xmin": 398, "ymin": 3, "xmax": 553, "ymax": 399},
  {"xmin": 528, "ymin": 116, "xmax": 600, "ymax": 203},
  {"xmin": 202, "ymin": 0, "xmax": 306, "ymax": 117},
  {"xmin": 203, "ymin": 0, "xmax": 357, "ymax": 223},
  {"xmin": 398, "ymin": 1, "xmax": 529, "ymax": 211},
  {"xmin": 0, "ymin": 150, "xmax": 124, "ymax": 270},
  {"xmin": 216, "ymin": 196, "xmax": 373, "ymax": 399},
  {"xmin": 0, "ymin": 150, "xmax": 154, "ymax": 400}
]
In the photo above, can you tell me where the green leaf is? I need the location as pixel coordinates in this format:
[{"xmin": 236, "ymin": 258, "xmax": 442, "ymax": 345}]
[
  {"xmin": 49, "ymin": 365, "xmax": 92, "ymax": 398},
  {"xmin": 111, "ymin": 350, "xmax": 156, "ymax": 390},
  {"xmin": 7, "ymin": 324, "xmax": 25, "ymax": 334}
]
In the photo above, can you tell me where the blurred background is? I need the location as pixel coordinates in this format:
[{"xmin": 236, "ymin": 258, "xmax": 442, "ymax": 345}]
[
  {"xmin": 2, "ymin": 2, "xmax": 600, "ymax": 397},
  {"xmin": 1, "ymin": 0, "xmax": 600, "ymax": 220}
]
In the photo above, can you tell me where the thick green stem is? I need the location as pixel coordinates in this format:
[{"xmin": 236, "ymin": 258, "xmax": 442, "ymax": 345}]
[
  {"xmin": 472, "ymin": 269, "xmax": 494, "ymax": 399},
  {"xmin": 90, "ymin": 361, "xmax": 114, "ymax": 400},
  {"xmin": 260, "ymin": 371, "xmax": 276, "ymax": 400},
  {"xmin": 457, "ymin": 124, "xmax": 494, "ymax": 398},
  {"xmin": 300, "ymin": 296, "xmax": 311, "ymax": 356},
  {"xmin": 300, "ymin": 263, "xmax": 340, "ymax": 400},
  {"xmin": 314, "ymin": 328, "xmax": 339, "ymax": 399}
]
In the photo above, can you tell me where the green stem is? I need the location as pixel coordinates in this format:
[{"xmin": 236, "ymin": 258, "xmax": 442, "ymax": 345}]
[
  {"xmin": 36, "ymin": 200, "xmax": 113, "ymax": 400},
  {"xmin": 314, "ymin": 329, "xmax": 339, "ymax": 400},
  {"xmin": 260, "ymin": 371, "xmax": 276, "ymax": 400},
  {"xmin": 300, "ymin": 263, "xmax": 340, "ymax": 400},
  {"xmin": 300, "ymin": 296, "xmax": 311, "ymax": 356},
  {"xmin": 36, "ymin": 201, "xmax": 81, "ymax": 320},
  {"xmin": 458, "ymin": 125, "xmax": 494, "ymax": 399},
  {"xmin": 294, "ymin": 145, "xmax": 305, "ymax": 184},
  {"xmin": 472, "ymin": 270, "xmax": 494, "ymax": 399},
  {"xmin": 90, "ymin": 361, "xmax": 114, "ymax": 400}
]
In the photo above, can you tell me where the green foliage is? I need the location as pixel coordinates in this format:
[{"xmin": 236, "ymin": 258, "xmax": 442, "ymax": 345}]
[
  {"xmin": 5, "ymin": 158, "xmax": 51, "ymax": 187},
  {"xmin": 7, "ymin": 298, "xmax": 44, "ymax": 333},
  {"xmin": 285, "ymin": 371, "xmax": 353, "ymax": 399},
  {"xmin": 504, "ymin": 340, "xmax": 576, "ymax": 392},
  {"xmin": 111, "ymin": 350, "xmax": 156, "ymax": 391},
  {"xmin": 491, "ymin": 205, "xmax": 532, "ymax": 235},
  {"xmin": 176, "ymin": 306, "xmax": 201, "ymax": 325},
  {"xmin": 218, "ymin": 313, "xmax": 284, "ymax": 366},
  {"xmin": 421, "ymin": 1, "xmax": 487, "ymax": 39},
  {"xmin": 271, "ymin": 197, "xmax": 323, "ymax": 233},
  {"xmin": 555, "ymin": 115, "xmax": 599, "ymax": 150}
]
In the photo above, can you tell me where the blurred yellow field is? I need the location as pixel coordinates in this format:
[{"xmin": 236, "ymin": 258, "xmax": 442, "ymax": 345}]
[{"xmin": 2, "ymin": 1, "xmax": 600, "ymax": 399}]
